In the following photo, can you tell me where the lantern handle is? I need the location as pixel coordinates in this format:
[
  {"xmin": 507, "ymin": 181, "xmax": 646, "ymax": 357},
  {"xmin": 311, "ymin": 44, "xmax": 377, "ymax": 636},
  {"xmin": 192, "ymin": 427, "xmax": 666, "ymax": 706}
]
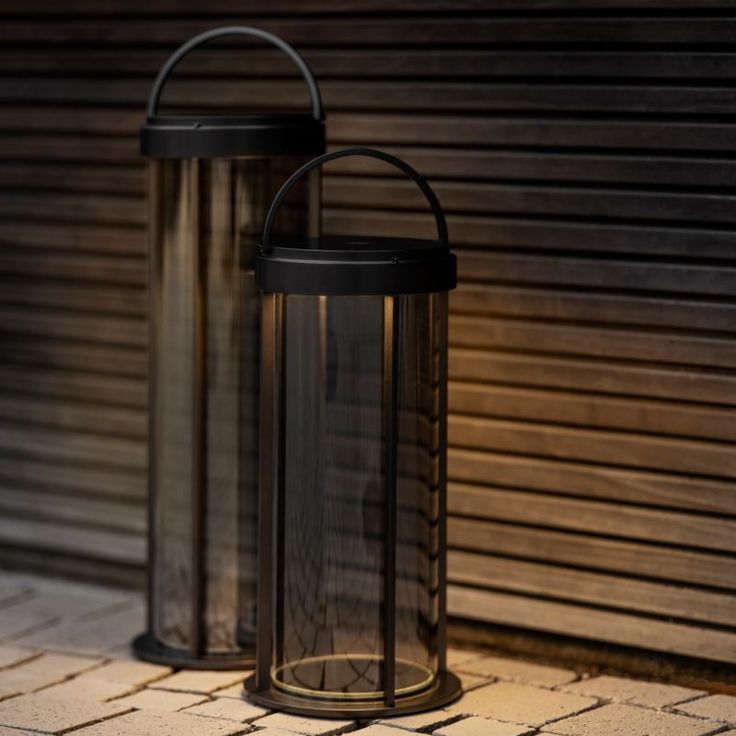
[
  {"xmin": 261, "ymin": 147, "xmax": 448, "ymax": 252},
  {"xmin": 146, "ymin": 25, "xmax": 323, "ymax": 120}
]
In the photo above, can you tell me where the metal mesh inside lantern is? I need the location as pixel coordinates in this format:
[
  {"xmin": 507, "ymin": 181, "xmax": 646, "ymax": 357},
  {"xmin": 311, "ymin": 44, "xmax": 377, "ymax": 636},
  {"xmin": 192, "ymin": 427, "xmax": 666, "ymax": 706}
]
[
  {"xmin": 245, "ymin": 148, "xmax": 462, "ymax": 715},
  {"xmin": 133, "ymin": 26, "xmax": 324, "ymax": 669}
]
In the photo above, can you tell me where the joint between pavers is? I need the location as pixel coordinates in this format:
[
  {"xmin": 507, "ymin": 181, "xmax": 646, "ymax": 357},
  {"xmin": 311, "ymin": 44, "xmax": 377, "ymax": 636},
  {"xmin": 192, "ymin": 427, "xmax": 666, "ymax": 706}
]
[{"xmin": 56, "ymin": 706, "xmax": 136, "ymax": 735}]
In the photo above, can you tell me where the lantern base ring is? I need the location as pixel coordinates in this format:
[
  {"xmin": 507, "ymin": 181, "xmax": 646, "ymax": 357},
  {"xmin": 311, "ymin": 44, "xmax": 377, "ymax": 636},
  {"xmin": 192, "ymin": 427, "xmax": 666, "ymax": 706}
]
[
  {"xmin": 243, "ymin": 670, "xmax": 462, "ymax": 719},
  {"xmin": 132, "ymin": 632, "xmax": 256, "ymax": 671}
]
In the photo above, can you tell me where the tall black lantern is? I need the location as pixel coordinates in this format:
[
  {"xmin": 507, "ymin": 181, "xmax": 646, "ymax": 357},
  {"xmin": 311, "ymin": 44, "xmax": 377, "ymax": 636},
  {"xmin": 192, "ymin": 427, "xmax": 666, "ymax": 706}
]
[
  {"xmin": 245, "ymin": 148, "xmax": 462, "ymax": 716},
  {"xmin": 133, "ymin": 26, "xmax": 325, "ymax": 669}
]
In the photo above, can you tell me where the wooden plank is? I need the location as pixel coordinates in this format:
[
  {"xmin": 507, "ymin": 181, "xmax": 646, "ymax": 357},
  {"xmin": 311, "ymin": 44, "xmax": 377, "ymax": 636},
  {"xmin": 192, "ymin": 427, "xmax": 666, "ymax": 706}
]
[
  {"xmin": 9, "ymin": 48, "xmax": 736, "ymax": 81},
  {"xmin": 0, "ymin": 455, "xmax": 144, "ymax": 500},
  {"xmin": 0, "ymin": 251, "xmax": 145, "ymax": 285},
  {"xmin": 0, "ymin": 423, "xmax": 145, "ymax": 470},
  {"xmin": 0, "ymin": 307, "xmax": 146, "ymax": 348},
  {"xmin": 450, "ymin": 315, "xmax": 736, "ymax": 369},
  {"xmin": 0, "ymin": 280, "xmax": 146, "ymax": 317},
  {"xmin": 449, "ymin": 348, "xmax": 736, "ymax": 406},
  {"xmin": 448, "ymin": 550, "xmax": 736, "ymax": 628},
  {"xmin": 448, "ymin": 516, "xmax": 736, "ymax": 590},
  {"xmin": 0, "ymin": 367, "xmax": 145, "ymax": 408},
  {"xmin": 325, "ymin": 210, "xmax": 736, "ymax": 260},
  {"xmin": 0, "ymin": 486, "xmax": 144, "ymax": 534},
  {"xmin": 448, "ymin": 585, "xmax": 736, "ymax": 665},
  {"xmin": 330, "ymin": 113, "xmax": 736, "ymax": 152},
  {"xmin": 0, "ymin": 516, "xmax": 144, "ymax": 565},
  {"xmin": 450, "ymin": 414, "xmax": 736, "ymax": 477},
  {"xmin": 448, "ymin": 483, "xmax": 736, "ymax": 552},
  {"xmin": 0, "ymin": 394, "xmax": 145, "ymax": 438},
  {"xmin": 452, "ymin": 284, "xmax": 736, "ymax": 333},
  {"xmin": 8, "ymin": 77, "xmax": 736, "ymax": 115},
  {"xmin": 0, "ymin": 221, "xmax": 144, "ymax": 255},
  {"xmin": 325, "ymin": 176, "xmax": 736, "ymax": 225},
  {"xmin": 448, "ymin": 447, "xmax": 736, "ymax": 515},
  {"xmin": 0, "ymin": 162, "xmax": 142, "ymax": 195},
  {"xmin": 449, "ymin": 381, "xmax": 736, "ymax": 442},
  {"xmin": 5, "ymin": 17, "xmax": 736, "ymax": 47},
  {"xmin": 0, "ymin": 338, "xmax": 146, "ymax": 378}
]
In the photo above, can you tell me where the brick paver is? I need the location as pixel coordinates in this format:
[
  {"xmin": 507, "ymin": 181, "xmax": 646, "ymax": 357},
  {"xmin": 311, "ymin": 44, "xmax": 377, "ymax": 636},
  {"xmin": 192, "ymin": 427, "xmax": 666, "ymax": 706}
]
[
  {"xmin": 182, "ymin": 696, "xmax": 268, "ymax": 722},
  {"xmin": 456, "ymin": 656, "xmax": 577, "ymax": 689},
  {"xmin": 353, "ymin": 727, "xmax": 411, "ymax": 736},
  {"xmin": 0, "ymin": 692, "xmax": 130, "ymax": 733},
  {"xmin": 434, "ymin": 716, "xmax": 535, "ymax": 736},
  {"xmin": 449, "ymin": 682, "xmax": 597, "ymax": 727},
  {"xmin": 544, "ymin": 702, "xmax": 723, "ymax": 736},
  {"xmin": 562, "ymin": 675, "xmax": 704, "ymax": 709},
  {"xmin": 110, "ymin": 687, "xmax": 208, "ymax": 712},
  {"xmin": 378, "ymin": 707, "xmax": 456, "ymax": 731},
  {"xmin": 37, "ymin": 675, "xmax": 136, "ymax": 702},
  {"xmin": 254, "ymin": 711, "xmax": 354, "ymax": 734},
  {"xmin": 674, "ymin": 694, "xmax": 736, "ymax": 724},
  {"xmin": 0, "ymin": 652, "xmax": 101, "ymax": 699},
  {"xmin": 0, "ymin": 646, "xmax": 38, "ymax": 670},
  {"xmin": 73, "ymin": 710, "xmax": 248, "ymax": 736},
  {"xmin": 85, "ymin": 659, "xmax": 171, "ymax": 686},
  {"xmin": 151, "ymin": 668, "xmax": 252, "ymax": 694}
]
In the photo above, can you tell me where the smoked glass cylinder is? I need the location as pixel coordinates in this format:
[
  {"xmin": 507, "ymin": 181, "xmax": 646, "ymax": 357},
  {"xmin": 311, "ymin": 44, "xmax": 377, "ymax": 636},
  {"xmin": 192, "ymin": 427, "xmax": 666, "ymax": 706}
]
[
  {"xmin": 266, "ymin": 291, "xmax": 446, "ymax": 701},
  {"xmin": 148, "ymin": 156, "xmax": 318, "ymax": 660}
]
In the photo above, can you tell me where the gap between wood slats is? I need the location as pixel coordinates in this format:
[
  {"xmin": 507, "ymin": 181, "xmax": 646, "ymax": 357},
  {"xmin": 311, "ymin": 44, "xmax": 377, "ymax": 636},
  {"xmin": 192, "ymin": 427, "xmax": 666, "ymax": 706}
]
[
  {"xmin": 448, "ymin": 585, "xmax": 736, "ymax": 665},
  {"xmin": 448, "ymin": 549, "xmax": 736, "ymax": 628},
  {"xmin": 448, "ymin": 516, "xmax": 735, "ymax": 590},
  {"xmin": 448, "ymin": 482, "xmax": 736, "ymax": 552}
]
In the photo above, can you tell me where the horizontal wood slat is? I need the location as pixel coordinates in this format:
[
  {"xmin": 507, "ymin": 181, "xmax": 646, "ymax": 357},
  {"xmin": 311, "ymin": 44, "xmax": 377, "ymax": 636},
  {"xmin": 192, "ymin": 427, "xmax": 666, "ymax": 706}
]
[{"xmin": 1, "ymin": 1, "xmax": 735, "ymax": 665}]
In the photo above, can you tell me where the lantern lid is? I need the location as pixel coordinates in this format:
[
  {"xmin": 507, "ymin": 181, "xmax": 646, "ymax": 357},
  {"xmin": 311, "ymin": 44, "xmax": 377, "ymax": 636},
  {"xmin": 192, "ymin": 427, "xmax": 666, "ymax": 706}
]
[
  {"xmin": 141, "ymin": 113, "xmax": 325, "ymax": 158},
  {"xmin": 140, "ymin": 26, "xmax": 324, "ymax": 159},
  {"xmin": 256, "ymin": 235, "xmax": 456, "ymax": 295}
]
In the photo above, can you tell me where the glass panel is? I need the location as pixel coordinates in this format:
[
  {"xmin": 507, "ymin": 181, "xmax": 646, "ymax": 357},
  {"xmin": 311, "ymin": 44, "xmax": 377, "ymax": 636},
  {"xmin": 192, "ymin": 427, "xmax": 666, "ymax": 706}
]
[
  {"xmin": 395, "ymin": 293, "xmax": 442, "ymax": 685},
  {"xmin": 273, "ymin": 293, "xmax": 443, "ymax": 700},
  {"xmin": 276, "ymin": 295, "xmax": 385, "ymax": 698},
  {"xmin": 149, "ymin": 156, "xmax": 318, "ymax": 655}
]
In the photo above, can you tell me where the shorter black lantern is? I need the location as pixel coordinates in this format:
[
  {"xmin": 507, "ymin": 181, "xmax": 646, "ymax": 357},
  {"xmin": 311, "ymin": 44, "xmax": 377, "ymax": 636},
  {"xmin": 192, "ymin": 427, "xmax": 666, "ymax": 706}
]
[{"xmin": 245, "ymin": 148, "xmax": 462, "ymax": 717}]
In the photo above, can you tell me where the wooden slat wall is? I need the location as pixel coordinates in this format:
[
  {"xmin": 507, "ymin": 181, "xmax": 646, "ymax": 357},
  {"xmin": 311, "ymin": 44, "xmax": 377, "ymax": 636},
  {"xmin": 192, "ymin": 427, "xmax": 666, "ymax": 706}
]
[{"xmin": 1, "ymin": 0, "xmax": 735, "ymax": 663}]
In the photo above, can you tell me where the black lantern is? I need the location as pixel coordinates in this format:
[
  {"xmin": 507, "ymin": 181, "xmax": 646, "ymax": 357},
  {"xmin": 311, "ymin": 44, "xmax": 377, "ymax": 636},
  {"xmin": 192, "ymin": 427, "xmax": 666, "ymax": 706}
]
[
  {"xmin": 245, "ymin": 148, "xmax": 462, "ymax": 716},
  {"xmin": 133, "ymin": 26, "xmax": 325, "ymax": 669}
]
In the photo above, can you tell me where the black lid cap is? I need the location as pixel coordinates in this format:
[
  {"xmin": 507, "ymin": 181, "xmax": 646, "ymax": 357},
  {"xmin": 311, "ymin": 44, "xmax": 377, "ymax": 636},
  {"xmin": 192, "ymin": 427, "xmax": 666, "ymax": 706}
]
[
  {"xmin": 141, "ymin": 113, "xmax": 326, "ymax": 158},
  {"xmin": 256, "ymin": 235, "xmax": 457, "ymax": 295}
]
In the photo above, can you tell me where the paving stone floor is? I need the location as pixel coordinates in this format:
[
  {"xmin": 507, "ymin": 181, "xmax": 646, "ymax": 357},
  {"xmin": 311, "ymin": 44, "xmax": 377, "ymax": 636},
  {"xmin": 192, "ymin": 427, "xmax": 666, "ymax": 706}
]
[{"xmin": 0, "ymin": 571, "xmax": 734, "ymax": 735}]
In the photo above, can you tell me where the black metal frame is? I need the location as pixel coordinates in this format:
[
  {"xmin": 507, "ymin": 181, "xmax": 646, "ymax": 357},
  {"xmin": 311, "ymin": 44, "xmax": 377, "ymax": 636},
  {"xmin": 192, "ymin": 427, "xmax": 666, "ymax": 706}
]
[{"xmin": 245, "ymin": 148, "xmax": 461, "ymax": 717}]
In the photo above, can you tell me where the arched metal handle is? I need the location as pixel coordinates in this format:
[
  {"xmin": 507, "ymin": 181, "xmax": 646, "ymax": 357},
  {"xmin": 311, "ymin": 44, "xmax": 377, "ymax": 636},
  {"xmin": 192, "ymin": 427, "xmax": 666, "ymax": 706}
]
[
  {"xmin": 146, "ymin": 25, "xmax": 323, "ymax": 120},
  {"xmin": 261, "ymin": 147, "xmax": 448, "ymax": 252}
]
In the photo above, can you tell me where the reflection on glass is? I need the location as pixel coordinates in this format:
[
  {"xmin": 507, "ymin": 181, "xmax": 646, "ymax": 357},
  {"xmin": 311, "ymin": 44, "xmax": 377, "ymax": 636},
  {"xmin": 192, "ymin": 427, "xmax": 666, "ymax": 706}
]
[{"xmin": 149, "ymin": 156, "xmax": 317, "ymax": 655}]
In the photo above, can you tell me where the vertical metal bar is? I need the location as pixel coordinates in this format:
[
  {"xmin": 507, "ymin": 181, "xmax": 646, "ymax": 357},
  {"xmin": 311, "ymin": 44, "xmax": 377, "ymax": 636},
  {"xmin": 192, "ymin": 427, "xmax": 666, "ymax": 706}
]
[
  {"xmin": 146, "ymin": 161, "xmax": 158, "ymax": 636},
  {"xmin": 190, "ymin": 159, "xmax": 206, "ymax": 658},
  {"xmin": 256, "ymin": 293, "xmax": 282, "ymax": 690},
  {"xmin": 435, "ymin": 292, "xmax": 449, "ymax": 674},
  {"xmin": 382, "ymin": 296, "xmax": 400, "ymax": 707},
  {"xmin": 274, "ymin": 296, "xmax": 287, "ymax": 672}
]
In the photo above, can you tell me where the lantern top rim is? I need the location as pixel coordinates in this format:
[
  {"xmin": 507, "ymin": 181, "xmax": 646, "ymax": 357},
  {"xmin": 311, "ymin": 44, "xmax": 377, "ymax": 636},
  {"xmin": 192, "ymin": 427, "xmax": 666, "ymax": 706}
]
[
  {"xmin": 140, "ymin": 112, "xmax": 325, "ymax": 158},
  {"xmin": 256, "ymin": 235, "xmax": 457, "ymax": 296}
]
